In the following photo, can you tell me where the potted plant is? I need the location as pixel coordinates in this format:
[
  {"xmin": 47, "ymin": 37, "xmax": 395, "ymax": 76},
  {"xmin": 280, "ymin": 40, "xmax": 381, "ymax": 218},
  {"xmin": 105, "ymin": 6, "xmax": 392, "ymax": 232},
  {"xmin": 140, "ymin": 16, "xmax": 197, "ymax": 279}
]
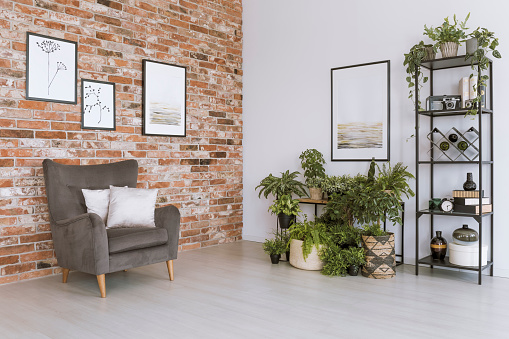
[
  {"xmin": 268, "ymin": 194, "xmax": 302, "ymax": 229},
  {"xmin": 342, "ymin": 246, "xmax": 366, "ymax": 276},
  {"xmin": 375, "ymin": 161, "xmax": 415, "ymax": 201},
  {"xmin": 299, "ymin": 149, "xmax": 326, "ymax": 200},
  {"xmin": 320, "ymin": 174, "xmax": 352, "ymax": 198},
  {"xmin": 465, "ymin": 27, "xmax": 502, "ymax": 115},
  {"xmin": 255, "ymin": 170, "xmax": 307, "ymax": 200},
  {"xmin": 424, "ymin": 13, "xmax": 470, "ymax": 58},
  {"xmin": 404, "ymin": 41, "xmax": 431, "ymax": 110},
  {"xmin": 263, "ymin": 236, "xmax": 287, "ymax": 264},
  {"xmin": 360, "ymin": 223, "xmax": 395, "ymax": 279},
  {"xmin": 288, "ymin": 217, "xmax": 330, "ymax": 271}
]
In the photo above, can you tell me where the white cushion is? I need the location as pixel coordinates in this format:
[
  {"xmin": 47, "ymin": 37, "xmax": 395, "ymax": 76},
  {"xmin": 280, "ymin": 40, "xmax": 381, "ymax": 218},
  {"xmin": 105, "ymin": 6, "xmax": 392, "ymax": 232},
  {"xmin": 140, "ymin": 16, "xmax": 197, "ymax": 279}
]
[
  {"xmin": 82, "ymin": 188, "xmax": 111, "ymax": 224},
  {"xmin": 107, "ymin": 186, "xmax": 158, "ymax": 228}
]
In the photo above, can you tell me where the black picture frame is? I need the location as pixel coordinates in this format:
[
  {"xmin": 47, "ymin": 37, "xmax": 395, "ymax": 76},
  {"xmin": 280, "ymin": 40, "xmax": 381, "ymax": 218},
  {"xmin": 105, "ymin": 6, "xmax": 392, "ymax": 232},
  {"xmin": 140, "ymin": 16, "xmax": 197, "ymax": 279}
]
[
  {"xmin": 330, "ymin": 60, "xmax": 391, "ymax": 162},
  {"xmin": 142, "ymin": 59, "xmax": 187, "ymax": 137},
  {"xmin": 81, "ymin": 79, "xmax": 116, "ymax": 131},
  {"xmin": 26, "ymin": 32, "xmax": 77, "ymax": 104}
]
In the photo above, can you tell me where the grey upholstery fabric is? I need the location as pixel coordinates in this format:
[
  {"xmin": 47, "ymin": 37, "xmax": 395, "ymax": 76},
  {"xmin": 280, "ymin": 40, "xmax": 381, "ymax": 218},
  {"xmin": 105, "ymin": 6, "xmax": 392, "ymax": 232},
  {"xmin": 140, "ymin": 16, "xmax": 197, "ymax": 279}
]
[
  {"xmin": 42, "ymin": 159, "xmax": 181, "ymax": 277},
  {"xmin": 107, "ymin": 227, "xmax": 168, "ymax": 254}
]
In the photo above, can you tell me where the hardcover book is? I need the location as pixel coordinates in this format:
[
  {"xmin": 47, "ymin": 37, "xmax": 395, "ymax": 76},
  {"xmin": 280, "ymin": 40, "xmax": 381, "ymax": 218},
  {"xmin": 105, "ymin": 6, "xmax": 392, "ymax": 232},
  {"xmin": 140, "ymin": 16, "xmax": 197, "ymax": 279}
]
[
  {"xmin": 453, "ymin": 204, "xmax": 492, "ymax": 214},
  {"xmin": 452, "ymin": 190, "xmax": 484, "ymax": 198},
  {"xmin": 454, "ymin": 197, "xmax": 490, "ymax": 205}
]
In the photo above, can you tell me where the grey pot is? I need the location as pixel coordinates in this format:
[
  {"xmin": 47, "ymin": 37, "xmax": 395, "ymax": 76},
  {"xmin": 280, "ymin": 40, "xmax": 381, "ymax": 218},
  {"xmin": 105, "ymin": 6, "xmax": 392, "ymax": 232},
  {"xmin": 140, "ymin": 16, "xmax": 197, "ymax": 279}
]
[{"xmin": 466, "ymin": 38, "xmax": 478, "ymax": 55}]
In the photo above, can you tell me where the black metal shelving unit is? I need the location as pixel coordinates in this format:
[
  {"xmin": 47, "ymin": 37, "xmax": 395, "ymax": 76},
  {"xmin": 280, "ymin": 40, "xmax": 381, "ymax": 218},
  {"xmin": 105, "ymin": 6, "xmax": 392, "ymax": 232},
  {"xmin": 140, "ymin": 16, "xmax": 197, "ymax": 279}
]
[{"xmin": 414, "ymin": 55, "xmax": 494, "ymax": 285}]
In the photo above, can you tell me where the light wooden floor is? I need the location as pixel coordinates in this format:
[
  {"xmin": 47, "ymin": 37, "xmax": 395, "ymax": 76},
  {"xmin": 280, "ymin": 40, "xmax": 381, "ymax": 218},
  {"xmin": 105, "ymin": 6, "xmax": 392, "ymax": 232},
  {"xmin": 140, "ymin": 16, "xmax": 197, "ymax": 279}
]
[{"xmin": 0, "ymin": 241, "xmax": 508, "ymax": 339}]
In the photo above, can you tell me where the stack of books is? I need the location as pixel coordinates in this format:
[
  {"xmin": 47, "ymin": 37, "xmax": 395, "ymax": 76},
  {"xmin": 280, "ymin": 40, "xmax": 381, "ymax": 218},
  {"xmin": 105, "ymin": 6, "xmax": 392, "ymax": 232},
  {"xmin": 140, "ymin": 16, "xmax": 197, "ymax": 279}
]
[{"xmin": 452, "ymin": 190, "xmax": 492, "ymax": 213}]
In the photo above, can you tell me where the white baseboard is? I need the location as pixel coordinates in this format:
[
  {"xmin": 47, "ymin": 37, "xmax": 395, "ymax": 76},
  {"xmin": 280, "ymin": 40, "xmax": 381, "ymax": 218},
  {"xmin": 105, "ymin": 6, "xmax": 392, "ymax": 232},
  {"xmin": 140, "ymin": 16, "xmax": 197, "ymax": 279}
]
[{"xmin": 242, "ymin": 234, "xmax": 265, "ymax": 243}]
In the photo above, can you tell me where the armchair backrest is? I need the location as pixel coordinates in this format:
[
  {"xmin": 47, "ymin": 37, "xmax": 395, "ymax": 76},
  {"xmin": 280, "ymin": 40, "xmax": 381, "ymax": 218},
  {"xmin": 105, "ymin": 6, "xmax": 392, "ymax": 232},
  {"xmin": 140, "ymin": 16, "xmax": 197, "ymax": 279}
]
[{"xmin": 43, "ymin": 159, "xmax": 138, "ymax": 222}]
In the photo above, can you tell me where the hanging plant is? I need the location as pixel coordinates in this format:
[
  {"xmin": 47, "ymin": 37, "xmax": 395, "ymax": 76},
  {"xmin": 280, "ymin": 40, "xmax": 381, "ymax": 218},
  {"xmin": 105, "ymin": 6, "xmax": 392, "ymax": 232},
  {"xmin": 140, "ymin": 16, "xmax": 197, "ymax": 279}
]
[{"xmin": 403, "ymin": 41, "xmax": 430, "ymax": 110}]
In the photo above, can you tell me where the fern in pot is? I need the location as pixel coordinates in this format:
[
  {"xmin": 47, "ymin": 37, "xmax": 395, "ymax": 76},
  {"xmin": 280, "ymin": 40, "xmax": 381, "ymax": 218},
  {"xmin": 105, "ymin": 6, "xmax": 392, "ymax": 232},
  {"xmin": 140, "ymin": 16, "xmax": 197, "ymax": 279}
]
[
  {"xmin": 299, "ymin": 149, "xmax": 326, "ymax": 200},
  {"xmin": 288, "ymin": 217, "xmax": 330, "ymax": 271}
]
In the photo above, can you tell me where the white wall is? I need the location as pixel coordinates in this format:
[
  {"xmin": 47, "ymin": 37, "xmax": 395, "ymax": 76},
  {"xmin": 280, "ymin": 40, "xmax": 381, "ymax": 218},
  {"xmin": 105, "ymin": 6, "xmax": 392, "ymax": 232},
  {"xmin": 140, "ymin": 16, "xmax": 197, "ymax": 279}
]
[{"xmin": 243, "ymin": 0, "xmax": 509, "ymax": 277}]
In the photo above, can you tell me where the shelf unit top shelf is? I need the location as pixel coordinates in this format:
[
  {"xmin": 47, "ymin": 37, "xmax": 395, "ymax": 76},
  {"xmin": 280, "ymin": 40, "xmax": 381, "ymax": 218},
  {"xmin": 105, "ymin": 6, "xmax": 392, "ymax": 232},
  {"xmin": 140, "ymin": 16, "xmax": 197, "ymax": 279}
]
[
  {"xmin": 418, "ymin": 108, "xmax": 492, "ymax": 117},
  {"xmin": 417, "ymin": 209, "xmax": 493, "ymax": 218},
  {"xmin": 420, "ymin": 55, "xmax": 493, "ymax": 70},
  {"xmin": 418, "ymin": 255, "xmax": 493, "ymax": 272}
]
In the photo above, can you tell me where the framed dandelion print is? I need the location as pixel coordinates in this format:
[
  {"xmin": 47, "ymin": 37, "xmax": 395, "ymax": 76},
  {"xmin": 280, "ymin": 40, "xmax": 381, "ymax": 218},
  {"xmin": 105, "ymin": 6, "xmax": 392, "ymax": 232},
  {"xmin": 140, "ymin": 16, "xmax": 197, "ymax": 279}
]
[
  {"xmin": 142, "ymin": 60, "xmax": 187, "ymax": 137},
  {"xmin": 81, "ymin": 79, "xmax": 116, "ymax": 130},
  {"xmin": 331, "ymin": 60, "xmax": 390, "ymax": 161},
  {"xmin": 26, "ymin": 32, "xmax": 77, "ymax": 104}
]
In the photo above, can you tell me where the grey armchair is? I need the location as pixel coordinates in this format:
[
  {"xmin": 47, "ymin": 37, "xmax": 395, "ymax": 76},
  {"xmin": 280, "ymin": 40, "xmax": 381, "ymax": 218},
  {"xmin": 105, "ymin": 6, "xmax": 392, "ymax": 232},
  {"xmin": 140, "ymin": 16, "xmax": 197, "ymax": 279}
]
[{"xmin": 42, "ymin": 159, "xmax": 180, "ymax": 298}]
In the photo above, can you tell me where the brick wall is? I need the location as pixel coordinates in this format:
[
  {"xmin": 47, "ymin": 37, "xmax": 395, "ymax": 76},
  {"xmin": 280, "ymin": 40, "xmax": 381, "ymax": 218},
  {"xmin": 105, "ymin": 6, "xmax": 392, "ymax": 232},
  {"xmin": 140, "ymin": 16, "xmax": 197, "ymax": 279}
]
[{"xmin": 0, "ymin": 0, "xmax": 243, "ymax": 284}]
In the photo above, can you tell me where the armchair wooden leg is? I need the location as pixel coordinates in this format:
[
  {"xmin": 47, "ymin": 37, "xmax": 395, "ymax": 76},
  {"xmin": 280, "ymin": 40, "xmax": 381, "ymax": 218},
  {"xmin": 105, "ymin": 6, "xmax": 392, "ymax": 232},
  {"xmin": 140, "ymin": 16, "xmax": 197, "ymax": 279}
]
[
  {"xmin": 62, "ymin": 268, "xmax": 69, "ymax": 283},
  {"xmin": 166, "ymin": 260, "xmax": 174, "ymax": 281},
  {"xmin": 97, "ymin": 274, "xmax": 106, "ymax": 298}
]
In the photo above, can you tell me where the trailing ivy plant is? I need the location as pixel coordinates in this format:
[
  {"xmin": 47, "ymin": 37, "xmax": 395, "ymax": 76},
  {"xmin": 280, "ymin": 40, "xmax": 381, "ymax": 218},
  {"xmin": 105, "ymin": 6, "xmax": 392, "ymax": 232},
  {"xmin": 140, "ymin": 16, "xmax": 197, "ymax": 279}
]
[
  {"xmin": 299, "ymin": 149, "xmax": 326, "ymax": 188},
  {"xmin": 403, "ymin": 41, "xmax": 430, "ymax": 110},
  {"xmin": 465, "ymin": 27, "xmax": 502, "ymax": 115},
  {"xmin": 255, "ymin": 170, "xmax": 307, "ymax": 200},
  {"xmin": 288, "ymin": 217, "xmax": 331, "ymax": 260},
  {"xmin": 268, "ymin": 194, "xmax": 302, "ymax": 216}
]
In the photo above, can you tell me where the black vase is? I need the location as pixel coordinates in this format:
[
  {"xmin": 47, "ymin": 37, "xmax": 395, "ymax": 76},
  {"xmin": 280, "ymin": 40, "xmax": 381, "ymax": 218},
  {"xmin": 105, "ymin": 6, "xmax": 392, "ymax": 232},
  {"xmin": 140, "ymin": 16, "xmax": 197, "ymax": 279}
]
[
  {"xmin": 348, "ymin": 265, "xmax": 360, "ymax": 276},
  {"xmin": 430, "ymin": 231, "xmax": 447, "ymax": 260},
  {"xmin": 278, "ymin": 213, "xmax": 294, "ymax": 229},
  {"xmin": 270, "ymin": 254, "xmax": 280, "ymax": 264},
  {"xmin": 463, "ymin": 173, "xmax": 477, "ymax": 191}
]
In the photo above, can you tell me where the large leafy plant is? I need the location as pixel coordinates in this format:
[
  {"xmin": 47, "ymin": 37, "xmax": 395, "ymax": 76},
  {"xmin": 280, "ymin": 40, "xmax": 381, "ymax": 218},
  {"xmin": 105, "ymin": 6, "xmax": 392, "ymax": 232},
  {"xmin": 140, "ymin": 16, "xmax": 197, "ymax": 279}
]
[
  {"xmin": 255, "ymin": 170, "xmax": 307, "ymax": 200},
  {"xmin": 288, "ymin": 217, "xmax": 330, "ymax": 259},
  {"xmin": 424, "ymin": 13, "xmax": 470, "ymax": 49},
  {"xmin": 299, "ymin": 149, "xmax": 326, "ymax": 187},
  {"xmin": 268, "ymin": 194, "xmax": 302, "ymax": 216},
  {"xmin": 465, "ymin": 27, "xmax": 502, "ymax": 115}
]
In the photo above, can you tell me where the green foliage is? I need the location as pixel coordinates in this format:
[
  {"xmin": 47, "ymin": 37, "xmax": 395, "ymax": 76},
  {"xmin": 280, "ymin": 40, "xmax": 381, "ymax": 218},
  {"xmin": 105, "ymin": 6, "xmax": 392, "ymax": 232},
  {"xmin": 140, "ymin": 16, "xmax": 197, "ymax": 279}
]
[
  {"xmin": 325, "ymin": 222, "xmax": 362, "ymax": 248},
  {"xmin": 268, "ymin": 194, "xmax": 302, "ymax": 216},
  {"xmin": 424, "ymin": 13, "xmax": 470, "ymax": 47},
  {"xmin": 288, "ymin": 217, "xmax": 331, "ymax": 260},
  {"xmin": 255, "ymin": 170, "xmax": 307, "ymax": 200},
  {"xmin": 403, "ymin": 41, "xmax": 430, "ymax": 110},
  {"xmin": 375, "ymin": 162, "xmax": 415, "ymax": 200},
  {"xmin": 320, "ymin": 174, "xmax": 353, "ymax": 195},
  {"xmin": 262, "ymin": 236, "xmax": 287, "ymax": 255},
  {"xmin": 299, "ymin": 149, "xmax": 326, "ymax": 187},
  {"xmin": 465, "ymin": 27, "xmax": 502, "ymax": 116},
  {"xmin": 361, "ymin": 223, "xmax": 389, "ymax": 237},
  {"xmin": 321, "ymin": 244, "xmax": 366, "ymax": 277},
  {"xmin": 307, "ymin": 177, "xmax": 323, "ymax": 189}
]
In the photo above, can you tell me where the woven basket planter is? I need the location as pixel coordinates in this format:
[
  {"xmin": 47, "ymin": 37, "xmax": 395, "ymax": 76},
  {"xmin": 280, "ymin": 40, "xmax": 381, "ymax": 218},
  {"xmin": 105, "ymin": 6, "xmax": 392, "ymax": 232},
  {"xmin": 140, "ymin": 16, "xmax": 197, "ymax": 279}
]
[
  {"xmin": 289, "ymin": 239, "xmax": 324, "ymax": 271},
  {"xmin": 440, "ymin": 42, "xmax": 459, "ymax": 58},
  {"xmin": 361, "ymin": 233, "xmax": 395, "ymax": 279}
]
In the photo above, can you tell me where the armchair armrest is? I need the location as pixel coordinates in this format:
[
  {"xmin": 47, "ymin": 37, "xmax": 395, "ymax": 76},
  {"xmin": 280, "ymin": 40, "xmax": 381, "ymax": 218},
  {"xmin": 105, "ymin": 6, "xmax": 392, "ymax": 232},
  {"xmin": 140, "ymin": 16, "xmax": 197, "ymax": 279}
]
[
  {"xmin": 155, "ymin": 205, "xmax": 181, "ymax": 259},
  {"xmin": 51, "ymin": 213, "xmax": 109, "ymax": 275}
]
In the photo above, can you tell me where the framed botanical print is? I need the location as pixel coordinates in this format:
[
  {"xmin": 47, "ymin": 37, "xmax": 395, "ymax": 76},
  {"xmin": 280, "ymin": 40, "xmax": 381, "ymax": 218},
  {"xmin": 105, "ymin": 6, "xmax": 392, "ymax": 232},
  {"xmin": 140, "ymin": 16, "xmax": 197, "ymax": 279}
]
[
  {"xmin": 26, "ymin": 32, "xmax": 77, "ymax": 104},
  {"xmin": 81, "ymin": 79, "xmax": 116, "ymax": 130},
  {"xmin": 142, "ymin": 60, "xmax": 187, "ymax": 137},
  {"xmin": 331, "ymin": 60, "xmax": 390, "ymax": 161}
]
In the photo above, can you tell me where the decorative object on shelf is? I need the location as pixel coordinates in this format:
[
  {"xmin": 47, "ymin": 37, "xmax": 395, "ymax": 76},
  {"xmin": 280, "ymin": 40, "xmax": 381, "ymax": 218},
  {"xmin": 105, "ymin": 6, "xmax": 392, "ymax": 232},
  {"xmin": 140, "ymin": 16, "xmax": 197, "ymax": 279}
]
[
  {"xmin": 430, "ymin": 231, "xmax": 447, "ymax": 260},
  {"xmin": 453, "ymin": 224, "xmax": 479, "ymax": 246},
  {"xmin": 459, "ymin": 77, "xmax": 470, "ymax": 107},
  {"xmin": 26, "ymin": 32, "xmax": 77, "ymax": 104},
  {"xmin": 404, "ymin": 41, "xmax": 432, "ymax": 110},
  {"xmin": 331, "ymin": 60, "xmax": 390, "ymax": 161},
  {"xmin": 423, "ymin": 13, "xmax": 470, "ymax": 58},
  {"xmin": 81, "ymin": 79, "xmax": 116, "ymax": 131},
  {"xmin": 439, "ymin": 198, "xmax": 454, "ymax": 212},
  {"xmin": 452, "ymin": 190, "xmax": 483, "ymax": 198},
  {"xmin": 361, "ymin": 227, "xmax": 396, "ymax": 279},
  {"xmin": 299, "ymin": 149, "xmax": 326, "ymax": 200},
  {"xmin": 453, "ymin": 204, "xmax": 492, "ymax": 214},
  {"xmin": 453, "ymin": 197, "xmax": 490, "ymax": 205},
  {"xmin": 268, "ymin": 195, "xmax": 302, "ymax": 229},
  {"xmin": 429, "ymin": 198, "xmax": 442, "ymax": 210},
  {"xmin": 440, "ymin": 141, "xmax": 449, "ymax": 151},
  {"xmin": 463, "ymin": 172, "xmax": 477, "ymax": 191},
  {"xmin": 449, "ymin": 242, "xmax": 488, "ymax": 267},
  {"xmin": 448, "ymin": 133, "xmax": 458, "ymax": 143},
  {"xmin": 427, "ymin": 95, "xmax": 462, "ymax": 111},
  {"xmin": 458, "ymin": 141, "xmax": 468, "ymax": 151},
  {"xmin": 465, "ymin": 27, "xmax": 502, "ymax": 115},
  {"xmin": 466, "ymin": 37, "xmax": 478, "ymax": 54},
  {"xmin": 142, "ymin": 60, "xmax": 186, "ymax": 137}
]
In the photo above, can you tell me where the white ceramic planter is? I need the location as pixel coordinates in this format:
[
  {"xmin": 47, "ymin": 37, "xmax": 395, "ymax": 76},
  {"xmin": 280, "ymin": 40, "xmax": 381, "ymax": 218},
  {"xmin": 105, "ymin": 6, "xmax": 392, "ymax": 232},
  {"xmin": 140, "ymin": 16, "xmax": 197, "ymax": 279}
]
[
  {"xmin": 440, "ymin": 42, "xmax": 459, "ymax": 58},
  {"xmin": 289, "ymin": 239, "xmax": 324, "ymax": 271},
  {"xmin": 466, "ymin": 38, "xmax": 478, "ymax": 55}
]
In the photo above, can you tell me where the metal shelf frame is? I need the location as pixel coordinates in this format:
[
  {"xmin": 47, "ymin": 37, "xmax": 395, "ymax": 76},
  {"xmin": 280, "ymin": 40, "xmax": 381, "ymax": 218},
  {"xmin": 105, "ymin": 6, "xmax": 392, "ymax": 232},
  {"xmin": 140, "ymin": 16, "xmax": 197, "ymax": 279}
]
[{"xmin": 414, "ymin": 56, "xmax": 494, "ymax": 285}]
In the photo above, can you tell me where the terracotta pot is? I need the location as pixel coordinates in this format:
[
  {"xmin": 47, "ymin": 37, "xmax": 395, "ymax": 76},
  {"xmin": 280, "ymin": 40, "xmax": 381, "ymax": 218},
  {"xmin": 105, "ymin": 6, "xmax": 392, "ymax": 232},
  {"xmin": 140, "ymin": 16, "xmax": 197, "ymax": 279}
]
[
  {"xmin": 289, "ymin": 239, "xmax": 324, "ymax": 271},
  {"xmin": 440, "ymin": 42, "xmax": 459, "ymax": 58},
  {"xmin": 309, "ymin": 187, "xmax": 323, "ymax": 200},
  {"xmin": 361, "ymin": 233, "xmax": 395, "ymax": 279}
]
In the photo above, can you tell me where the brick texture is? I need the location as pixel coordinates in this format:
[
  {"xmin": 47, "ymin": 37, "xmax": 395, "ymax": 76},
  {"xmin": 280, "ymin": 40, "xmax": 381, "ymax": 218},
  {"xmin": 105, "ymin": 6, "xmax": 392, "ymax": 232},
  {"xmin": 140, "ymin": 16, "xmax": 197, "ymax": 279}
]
[{"xmin": 0, "ymin": 0, "xmax": 243, "ymax": 284}]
